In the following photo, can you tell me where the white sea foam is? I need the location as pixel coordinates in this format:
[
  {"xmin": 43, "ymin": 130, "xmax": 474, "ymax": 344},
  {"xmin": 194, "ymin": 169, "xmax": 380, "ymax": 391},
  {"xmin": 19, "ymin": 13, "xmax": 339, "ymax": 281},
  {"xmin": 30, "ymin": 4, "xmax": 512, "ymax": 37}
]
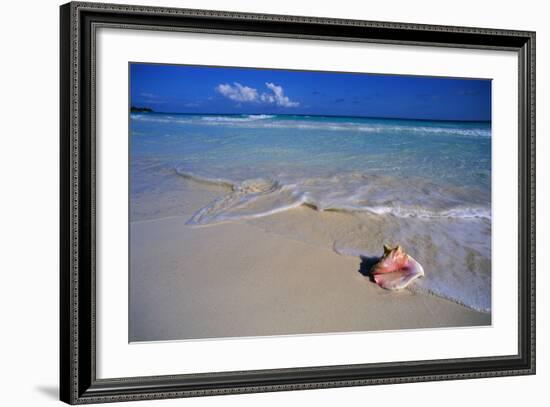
[
  {"xmin": 131, "ymin": 114, "xmax": 490, "ymax": 138},
  {"xmin": 176, "ymin": 168, "xmax": 491, "ymax": 225},
  {"xmin": 363, "ymin": 205, "xmax": 491, "ymax": 220},
  {"xmin": 200, "ymin": 114, "xmax": 275, "ymax": 122}
]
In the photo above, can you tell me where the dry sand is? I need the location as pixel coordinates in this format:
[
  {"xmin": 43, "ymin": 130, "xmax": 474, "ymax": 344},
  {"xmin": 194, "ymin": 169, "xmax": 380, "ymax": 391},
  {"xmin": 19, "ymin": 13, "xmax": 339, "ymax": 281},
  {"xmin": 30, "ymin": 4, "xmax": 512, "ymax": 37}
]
[{"xmin": 129, "ymin": 212, "xmax": 490, "ymax": 342}]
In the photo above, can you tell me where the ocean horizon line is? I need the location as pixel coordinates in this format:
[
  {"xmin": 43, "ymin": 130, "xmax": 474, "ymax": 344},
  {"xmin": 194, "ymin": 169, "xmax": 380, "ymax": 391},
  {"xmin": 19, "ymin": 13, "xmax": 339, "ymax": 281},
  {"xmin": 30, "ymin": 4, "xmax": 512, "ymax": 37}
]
[{"xmin": 130, "ymin": 109, "xmax": 491, "ymax": 124}]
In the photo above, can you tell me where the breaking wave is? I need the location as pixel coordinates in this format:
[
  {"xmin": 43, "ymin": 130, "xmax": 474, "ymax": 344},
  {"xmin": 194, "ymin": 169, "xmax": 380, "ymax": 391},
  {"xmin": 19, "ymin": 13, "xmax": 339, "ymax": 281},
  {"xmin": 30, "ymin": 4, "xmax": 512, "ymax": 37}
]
[
  {"xmin": 131, "ymin": 114, "xmax": 490, "ymax": 138},
  {"xmin": 200, "ymin": 114, "xmax": 275, "ymax": 122}
]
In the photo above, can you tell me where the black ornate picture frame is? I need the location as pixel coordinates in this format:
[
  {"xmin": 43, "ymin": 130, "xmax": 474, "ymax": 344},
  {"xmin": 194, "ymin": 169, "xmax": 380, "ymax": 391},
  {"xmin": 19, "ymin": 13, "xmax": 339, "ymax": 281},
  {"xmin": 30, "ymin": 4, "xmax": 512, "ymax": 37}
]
[{"xmin": 60, "ymin": 2, "xmax": 535, "ymax": 404}]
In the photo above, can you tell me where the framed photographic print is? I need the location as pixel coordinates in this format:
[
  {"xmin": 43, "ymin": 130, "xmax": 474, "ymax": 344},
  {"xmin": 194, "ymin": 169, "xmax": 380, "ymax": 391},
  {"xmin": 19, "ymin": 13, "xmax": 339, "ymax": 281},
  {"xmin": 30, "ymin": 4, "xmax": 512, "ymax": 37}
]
[{"xmin": 60, "ymin": 1, "xmax": 536, "ymax": 404}]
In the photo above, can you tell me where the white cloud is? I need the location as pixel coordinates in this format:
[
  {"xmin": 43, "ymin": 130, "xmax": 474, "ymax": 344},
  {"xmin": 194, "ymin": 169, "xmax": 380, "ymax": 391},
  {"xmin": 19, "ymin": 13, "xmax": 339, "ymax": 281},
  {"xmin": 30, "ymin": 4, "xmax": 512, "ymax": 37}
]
[
  {"xmin": 216, "ymin": 82, "xmax": 258, "ymax": 102},
  {"xmin": 261, "ymin": 82, "xmax": 299, "ymax": 107},
  {"xmin": 216, "ymin": 82, "xmax": 299, "ymax": 107}
]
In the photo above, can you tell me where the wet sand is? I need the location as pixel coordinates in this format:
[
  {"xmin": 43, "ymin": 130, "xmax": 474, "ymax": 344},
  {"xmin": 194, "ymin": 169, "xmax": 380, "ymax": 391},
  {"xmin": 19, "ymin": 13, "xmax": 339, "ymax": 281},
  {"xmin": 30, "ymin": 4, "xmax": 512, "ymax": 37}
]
[{"xmin": 129, "ymin": 208, "xmax": 490, "ymax": 342}]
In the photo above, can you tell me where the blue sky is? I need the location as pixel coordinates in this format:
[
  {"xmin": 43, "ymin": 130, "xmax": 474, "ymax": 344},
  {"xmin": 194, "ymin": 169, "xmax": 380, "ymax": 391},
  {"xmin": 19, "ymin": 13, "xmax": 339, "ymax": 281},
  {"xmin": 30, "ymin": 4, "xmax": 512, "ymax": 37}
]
[{"xmin": 130, "ymin": 63, "xmax": 491, "ymax": 121}]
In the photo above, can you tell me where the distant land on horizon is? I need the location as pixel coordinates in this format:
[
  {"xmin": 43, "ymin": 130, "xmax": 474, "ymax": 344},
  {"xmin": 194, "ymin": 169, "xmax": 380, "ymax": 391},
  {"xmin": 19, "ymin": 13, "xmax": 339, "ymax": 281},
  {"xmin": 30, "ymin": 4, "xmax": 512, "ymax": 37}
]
[{"xmin": 130, "ymin": 106, "xmax": 154, "ymax": 113}]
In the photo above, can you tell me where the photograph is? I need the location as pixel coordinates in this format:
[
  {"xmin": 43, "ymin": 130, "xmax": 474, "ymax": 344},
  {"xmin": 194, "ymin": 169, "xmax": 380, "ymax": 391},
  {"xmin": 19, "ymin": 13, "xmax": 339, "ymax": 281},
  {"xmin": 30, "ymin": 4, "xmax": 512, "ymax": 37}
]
[
  {"xmin": 57, "ymin": 1, "xmax": 536, "ymax": 404},
  {"xmin": 128, "ymin": 63, "xmax": 493, "ymax": 342}
]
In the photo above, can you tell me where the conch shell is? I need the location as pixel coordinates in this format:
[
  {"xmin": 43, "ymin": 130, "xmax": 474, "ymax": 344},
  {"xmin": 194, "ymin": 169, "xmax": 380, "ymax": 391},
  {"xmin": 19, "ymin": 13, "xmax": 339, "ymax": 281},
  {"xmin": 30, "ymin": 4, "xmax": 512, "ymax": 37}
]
[{"xmin": 371, "ymin": 245, "xmax": 424, "ymax": 290}]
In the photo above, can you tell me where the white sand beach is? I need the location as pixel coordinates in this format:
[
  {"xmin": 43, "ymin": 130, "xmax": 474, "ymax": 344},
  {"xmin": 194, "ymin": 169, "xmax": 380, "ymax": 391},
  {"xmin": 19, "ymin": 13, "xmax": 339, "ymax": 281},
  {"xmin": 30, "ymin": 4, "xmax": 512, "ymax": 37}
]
[{"xmin": 129, "ymin": 199, "xmax": 490, "ymax": 342}]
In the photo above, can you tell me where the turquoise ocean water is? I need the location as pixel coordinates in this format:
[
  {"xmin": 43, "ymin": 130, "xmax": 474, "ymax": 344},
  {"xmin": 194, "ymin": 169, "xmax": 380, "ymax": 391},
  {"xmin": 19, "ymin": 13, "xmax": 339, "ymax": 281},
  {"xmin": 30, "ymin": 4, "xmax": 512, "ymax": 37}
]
[{"xmin": 130, "ymin": 113, "xmax": 492, "ymax": 313}]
